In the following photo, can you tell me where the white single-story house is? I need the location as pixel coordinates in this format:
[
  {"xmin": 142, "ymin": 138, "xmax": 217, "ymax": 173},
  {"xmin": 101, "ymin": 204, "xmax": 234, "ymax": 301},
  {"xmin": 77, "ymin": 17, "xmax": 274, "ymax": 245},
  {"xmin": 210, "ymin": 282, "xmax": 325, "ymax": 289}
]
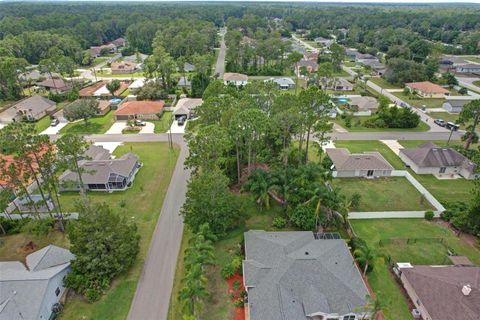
[
  {"xmin": 0, "ymin": 245, "xmax": 74, "ymax": 320},
  {"xmin": 399, "ymin": 142, "xmax": 478, "ymax": 179},
  {"xmin": 265, "ymin": 77, "xmax": 295, "ymax": 90},
  {"xmin": 443, "ymin": 96, "xmax": 476, "ymax": 113},
  {"xmin": 455, "ymin": 63, "xmax": 480, "ymax": 74},
  {"xmin": 326, "ymin": 148, "xmax": 394, "ymax": 178},
  {"xmin": 405, "ymin": 81, "xmax": 450, "ymax": 98},
  {"xmin": 173, "ymin": 98, "xmax": 203, "ymax": 119},
  {"xmin": 224, "ymin": 73, "xmax": 248, "ymax": 86}
]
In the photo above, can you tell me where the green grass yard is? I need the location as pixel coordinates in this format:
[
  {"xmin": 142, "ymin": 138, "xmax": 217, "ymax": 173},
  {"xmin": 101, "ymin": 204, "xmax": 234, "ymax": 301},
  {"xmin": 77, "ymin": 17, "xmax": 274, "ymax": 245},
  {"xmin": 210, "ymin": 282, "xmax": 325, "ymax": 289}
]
[
  {"xmin": 465, "ymin": 56, "xmax": 480, "ymax": 64},
  {"xmin": 59, "ymin": 142, "xmax": 179, "ymax": 320},
  {"xmin": 59, "ymin": 111, "xmax": 115, "ymax": 134},
  {"xmin": 351, "ymin": 219, "xmax": 480, "ymax": 320},
  {"xmin": 334, "ymin": 140, "xmax": 405, "ymax": 169},
  {"xmin": 96, "ymin": 70, "xmax": 144, "ymax": 78},
  {"xmin": 34, "ymin": 116, "xmax": 52, "ymax": 133},
  {"xmin": 332, "ymin": 177, "xmax": 434, "ymax": 211},
  {"xmin": 152, "ymin": 111, "xmax": 173, "ymax": 133},
  {"xmin": 334, "ymin": 116, "xmax": 430, "ymax": 132},
  {"xmin": 368, "ymin": 77, "xmax": 402, "ymax": 90},
  {"xmin": 392, "ymin": 92, "xmax": 445, "ymax": 109}
]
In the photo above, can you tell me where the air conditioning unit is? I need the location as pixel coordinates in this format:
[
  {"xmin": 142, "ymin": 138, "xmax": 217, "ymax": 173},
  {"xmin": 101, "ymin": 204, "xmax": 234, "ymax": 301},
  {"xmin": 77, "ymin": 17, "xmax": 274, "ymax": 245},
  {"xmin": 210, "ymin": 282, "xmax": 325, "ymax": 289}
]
[{"xmin": 411, "ymin": 309, "xmax": 421, "ymax": 319}]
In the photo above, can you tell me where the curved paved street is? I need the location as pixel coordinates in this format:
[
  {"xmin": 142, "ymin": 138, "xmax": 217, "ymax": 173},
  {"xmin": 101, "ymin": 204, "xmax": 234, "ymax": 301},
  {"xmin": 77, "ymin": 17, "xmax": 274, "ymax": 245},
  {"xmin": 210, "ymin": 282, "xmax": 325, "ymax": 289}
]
[{"xmin": 214, "ymin": 27, "xmax": 227, "ymax": 78}]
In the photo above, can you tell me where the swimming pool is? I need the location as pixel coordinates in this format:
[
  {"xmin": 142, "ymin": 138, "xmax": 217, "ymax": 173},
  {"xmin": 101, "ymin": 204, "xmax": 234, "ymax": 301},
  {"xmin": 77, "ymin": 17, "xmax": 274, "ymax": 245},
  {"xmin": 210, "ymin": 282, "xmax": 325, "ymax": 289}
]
[{"xmin": 335, "ymin": 97, "xmax": 349, "ymax": 104}]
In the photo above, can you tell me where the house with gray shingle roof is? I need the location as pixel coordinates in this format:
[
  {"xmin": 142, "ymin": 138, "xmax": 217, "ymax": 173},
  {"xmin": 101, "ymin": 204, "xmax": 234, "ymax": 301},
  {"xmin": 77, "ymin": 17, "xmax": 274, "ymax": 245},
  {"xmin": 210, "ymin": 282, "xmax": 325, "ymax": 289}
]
[
  {"xmin": 399, "ymin": 142, "xmax": 478, "ymax": 179},
  {"xmin": 0, "ymin": 96, "xmax": 56, "ymax": 123},
  {"xmin": 265, "ymin": 77, "xmax": 295, "ymax": 90},
  {"xmin": 243, "ymin": 230, "xmax": 371, "ymax": 320},
  {"xmin": 0, "ymin": 245, "xmax": 74, "ymax": 320},
  {"xmin": 58, "ymin": 152, "xmax": 141, "ymax": 192},
  {"xmin": 326, "ymin": 148, "xmax": 394, "ymax": 178}
]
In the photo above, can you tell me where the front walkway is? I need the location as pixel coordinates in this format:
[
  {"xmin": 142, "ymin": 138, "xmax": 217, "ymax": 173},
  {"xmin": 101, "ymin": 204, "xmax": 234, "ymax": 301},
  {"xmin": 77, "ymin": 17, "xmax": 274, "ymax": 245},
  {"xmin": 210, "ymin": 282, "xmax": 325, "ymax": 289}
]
[{"xmin": 380, "ymin": 140, "xmax": 404, "ymax": 155}]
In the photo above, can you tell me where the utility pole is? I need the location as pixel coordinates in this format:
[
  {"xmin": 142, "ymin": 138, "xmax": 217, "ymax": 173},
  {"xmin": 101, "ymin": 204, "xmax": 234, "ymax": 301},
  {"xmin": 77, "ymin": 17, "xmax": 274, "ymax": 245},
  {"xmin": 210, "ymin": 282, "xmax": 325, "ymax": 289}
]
[
  {"xmin": 168, "ymin": 115, "xmax": 174, "ymax": 149},
  {"xmin": 446, "ymin": 127, "xmax": 454, "ymax": 146}
]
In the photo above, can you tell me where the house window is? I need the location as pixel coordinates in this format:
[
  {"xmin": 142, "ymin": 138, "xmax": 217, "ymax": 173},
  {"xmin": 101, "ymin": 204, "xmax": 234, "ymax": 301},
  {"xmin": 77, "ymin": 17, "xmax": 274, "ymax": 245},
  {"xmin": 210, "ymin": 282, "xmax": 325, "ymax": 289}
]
[
  {"xmin": 55, "ymin": 287, "xmax": 61, "ymax": 296},
  {"xmin": 439, "ymin": 167, "xmax": 446, "ymax": 173},
  {"xmin": 343, "ymin": 316, "xmax": 356, "ymax": 320}
]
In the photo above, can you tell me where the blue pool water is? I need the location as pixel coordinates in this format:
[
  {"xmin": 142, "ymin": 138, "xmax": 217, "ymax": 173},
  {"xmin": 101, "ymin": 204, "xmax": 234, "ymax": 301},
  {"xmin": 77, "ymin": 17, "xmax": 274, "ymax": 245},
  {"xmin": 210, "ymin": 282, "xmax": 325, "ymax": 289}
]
[{"xmin": 336, "ymin": 98, "xmax": 349, "ymax": 104}]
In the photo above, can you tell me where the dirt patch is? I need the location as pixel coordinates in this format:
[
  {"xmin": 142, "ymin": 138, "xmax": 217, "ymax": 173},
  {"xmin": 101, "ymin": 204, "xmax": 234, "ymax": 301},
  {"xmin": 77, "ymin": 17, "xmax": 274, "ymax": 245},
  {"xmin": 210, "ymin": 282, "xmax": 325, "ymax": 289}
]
[
  {"xmin": 433, "ymin": 219, "xmax": 479, "ymax": 249},
  {"xmin": 21, "ymin": 241, "xmax": 37, "ymax": 254},
  {"xmin": 226, "ymin": 273, "xmax": 245, "ymax": 320}
]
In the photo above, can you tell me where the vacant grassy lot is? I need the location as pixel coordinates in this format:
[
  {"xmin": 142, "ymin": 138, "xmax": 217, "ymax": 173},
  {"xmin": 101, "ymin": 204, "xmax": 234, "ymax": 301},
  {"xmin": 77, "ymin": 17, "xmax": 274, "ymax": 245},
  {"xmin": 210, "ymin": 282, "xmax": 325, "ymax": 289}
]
[
  {"xmin": 465, "ymin": 56, "xmax": 480, "ymax": 64},
  {"xmin": 152, "ymin": 111, "xmax": 173, "ymax": 133},
  {"xmin": 351, "ymin": 219, "xmax": 480, "ymax": 320},
  {"xmin": 369, "ymin": 77, "xmax": 402, "ymax": 90},
  {"xmin": 96, "ymin": 70, "xmax": 144, "ymax": 78},
  {"xmin": 34, "ymin": 116, "xmax": 52, "ymax": 133},
  {"xmin": 60, "ymin": 111, "xmax": 115, "ymax": 134},
  {"xmin": 334, "ymin": 116, "xmax": 430, "ymax": 132},
  {"xmin": 59, "ymin": 142, "xmax": 179, "ymax": 320},
  {"xmin": 334, "ymin": 140, "xmax": 405, "ymax": 169},
  {"xmin": 332, "ymin": 177, "xmax": 434, "ymax": 211}
]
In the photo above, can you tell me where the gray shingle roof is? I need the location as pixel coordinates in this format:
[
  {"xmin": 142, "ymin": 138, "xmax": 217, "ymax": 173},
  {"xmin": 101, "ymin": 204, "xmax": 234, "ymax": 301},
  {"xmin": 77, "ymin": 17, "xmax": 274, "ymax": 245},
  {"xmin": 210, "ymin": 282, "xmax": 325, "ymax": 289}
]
[
  {"xmin": 348, "ymin": 96, "xmax": 379, "ymax": 111},
  {"xmin": 59, "ymin": 152, "xmax": 139, "ymax": 185},
  {"xmin": 400, "ymin": 265, "xmax": 480, "ymax": 320},
  {"xmin": 243, "ymin": 230, "xmax": 370, "ymax": 320},
  {"xmin": 0, "ymin": 246, "xmax": 73, "ymax": 320},
  {"xmin": 83, "ymin": 145, "xmax": 111, "ymax": 161},
  {"xmin": 400, "ymin": 142, "xmax": 474, "ymax": 170},
  {"xmin": 0, "ymin": 96, "xmax": 56, "ymax": 122},
  {"xmin": 326, "ymin": 148, "xmax": 394, "ymax": 171}
]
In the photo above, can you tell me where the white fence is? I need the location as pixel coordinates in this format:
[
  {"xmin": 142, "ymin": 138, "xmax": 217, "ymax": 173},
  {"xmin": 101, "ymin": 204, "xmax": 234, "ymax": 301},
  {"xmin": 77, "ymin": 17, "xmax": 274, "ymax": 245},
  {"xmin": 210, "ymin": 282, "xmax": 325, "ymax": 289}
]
[{"xmin": 347, "ymin": 170, "xmax": 445, "ymax": 219}]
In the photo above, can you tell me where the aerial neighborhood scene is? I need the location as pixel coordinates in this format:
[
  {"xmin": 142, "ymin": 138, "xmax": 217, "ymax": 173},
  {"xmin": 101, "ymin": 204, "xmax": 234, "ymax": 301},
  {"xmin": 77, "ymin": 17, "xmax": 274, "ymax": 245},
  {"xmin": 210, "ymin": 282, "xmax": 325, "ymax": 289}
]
[{"xmin": 2, "ymin": 1, "xmax": 480, "ymax": 320}]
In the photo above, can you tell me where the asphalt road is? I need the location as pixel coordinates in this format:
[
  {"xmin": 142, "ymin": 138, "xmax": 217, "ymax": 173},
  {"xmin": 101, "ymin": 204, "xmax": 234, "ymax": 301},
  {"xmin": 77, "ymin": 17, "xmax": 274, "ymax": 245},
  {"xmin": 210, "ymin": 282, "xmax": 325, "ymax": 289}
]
[{"xmin": 214, "ymin": 28, "xmax": 227, "ymax": 78}]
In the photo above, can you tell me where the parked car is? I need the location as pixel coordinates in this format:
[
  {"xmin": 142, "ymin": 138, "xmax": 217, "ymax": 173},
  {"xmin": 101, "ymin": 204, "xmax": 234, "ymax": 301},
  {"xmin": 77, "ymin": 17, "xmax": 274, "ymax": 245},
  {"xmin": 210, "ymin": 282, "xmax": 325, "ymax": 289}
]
[
  {"xmin": 400, "ymin": 102, "xmax": 409, "ymax": 108},
  {"xmin": 177, "ymin": 116, "xmax": 186, "ymax": 126},
  {"xmin": 446, "ymin": 122, "xmax": 460, "ymax": 131},
  {"xmin": 434, "ymin": 119, "xmax": 446, "ymax": 127},
  {"xmin": 50, "ymin": 118, "xmax": 60, "ymax": 127},
  {"xmin": 134, "ymin": 119, "xmax": 146, "ymax": 126}
]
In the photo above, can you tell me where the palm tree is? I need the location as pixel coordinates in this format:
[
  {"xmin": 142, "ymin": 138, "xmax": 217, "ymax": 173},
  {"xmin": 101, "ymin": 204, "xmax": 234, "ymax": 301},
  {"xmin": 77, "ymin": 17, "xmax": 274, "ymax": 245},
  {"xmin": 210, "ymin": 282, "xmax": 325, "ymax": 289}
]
[
  {"xmin": 354, "ymin": 244, "xmax": 375, "ymax": 277},
  {"xmin": 243, "ymin": 169, "xmax": 272, "ymax": 208},
  {"xmin": 179, "ymin": 264, "xmax": 209, "ymax": 317}
]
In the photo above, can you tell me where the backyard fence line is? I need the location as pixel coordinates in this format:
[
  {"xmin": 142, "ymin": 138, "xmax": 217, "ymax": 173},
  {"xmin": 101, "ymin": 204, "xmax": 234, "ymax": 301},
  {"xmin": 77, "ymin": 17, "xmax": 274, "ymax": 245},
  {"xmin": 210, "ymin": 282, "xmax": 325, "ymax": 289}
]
[
  {"xmin": 349, "ymin": 211, "xmax": 427, "ymax": 219},
  {"xmin": 379, "ymin": 237, "xmax": 445, "ymax": 247},
  {"xmin": 0, "ymin": 212, "xmax": 78, "ymax": 220}
]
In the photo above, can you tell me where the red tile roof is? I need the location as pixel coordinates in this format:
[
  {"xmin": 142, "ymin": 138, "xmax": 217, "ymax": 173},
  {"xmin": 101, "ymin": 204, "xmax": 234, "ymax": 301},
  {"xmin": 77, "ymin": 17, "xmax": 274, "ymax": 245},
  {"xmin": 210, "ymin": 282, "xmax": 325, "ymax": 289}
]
[
  {"xmin": 115, "ymin": 101, "xmax": 165, "ymax": 116},
  {"xmin": 406, "ymin": 81, "xmax": 450, "ymax": 94}
]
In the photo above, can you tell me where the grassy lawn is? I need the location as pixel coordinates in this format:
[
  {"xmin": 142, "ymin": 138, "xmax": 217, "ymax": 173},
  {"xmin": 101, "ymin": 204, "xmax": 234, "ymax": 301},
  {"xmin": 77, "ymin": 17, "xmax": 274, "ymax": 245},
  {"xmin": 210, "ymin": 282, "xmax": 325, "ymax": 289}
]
[
  {"xmin": 426, "ymin": 112, "xmax": 479, "ymax": 132},
  {"xmin": 369, "ymin": 77, "xmax": 402, "ymax": 90},
  {"xmin": 35, "ymin": 116, "xmax": 52, "ymax": 133},
  {"xmin": 92, "ymin": 57, "xmax": 110, "ymax": 66},
  {"xmin": 121, "ymin": 88, "xmax": 132, "ymax": 97},
  {"xmin": 96, "ymin": 70, "xmax": 144, "ymax": 78},
  {"xmin": 332, "ymin": 69, "xmax": 350, "ymax": 77},
  {"xmin": 465, "ymin": 56, "xmax": 480, "ymax": 63},
  {"xmin": 474, "ymin": 80, "xmax": 480, "ymax": 87},
  {"xmin": 392, "ymin": 92, "xmax": 445, "ymax": 109},
  {"xmin": 332, "ymin": 177, "xmax": 434, "ymax": 211},
  {"xmin": 152, "ymin": 111, "xmax": 173, "ymax": 133},
  {"xmin": 351, "ymin": 219, "xmax": 480, "ymax": 320},
  {"xmin": 59, "ymin": 111, "xmax": 115, "ymax": 134},
  {"xmin": 334, "ymin": 116, "xmax": 430, "ymax": 132},
  {"xmin": 59, "ymin": 142, "xmax": 179, "ymax": 320},
  {"xmin": 0, "ymin": 230, "xmax": 68, "ymax": 262},
  {"xmin": 334, "ymin": 140, "xmax": 405, "ymax": 169}
]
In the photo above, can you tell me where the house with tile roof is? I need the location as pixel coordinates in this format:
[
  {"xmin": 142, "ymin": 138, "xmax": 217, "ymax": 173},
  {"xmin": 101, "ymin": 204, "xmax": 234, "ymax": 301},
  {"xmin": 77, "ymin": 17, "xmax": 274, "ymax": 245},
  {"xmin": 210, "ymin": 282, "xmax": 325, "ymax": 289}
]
[
  {"xmin": 115, "ymin": 100, "xmax": 165, "ymax": 120},
  {"xmin": 326, "ymin": 148, "xmax": 394, "ymax": 178},
  {"xmin": 0, "ymin": 245, "xmax": 74, "ymax": 320},
  {"xmin": 224, "ymin": 73, "xmax": 249, "ymax": 86},
  {"xmin": 405, "ymin": 81, "xmax": 450, "ymax": 98},
  {"xmin": 397, "ymin": 264, "xmax": 480, "ymax": 320},
  {"xmin": 243, "ymin": 230, "xmax": 371, "ymax": 320},
  {"xmin": 399, "ymin": 142, "xmax": 478, "ymax": 179}
]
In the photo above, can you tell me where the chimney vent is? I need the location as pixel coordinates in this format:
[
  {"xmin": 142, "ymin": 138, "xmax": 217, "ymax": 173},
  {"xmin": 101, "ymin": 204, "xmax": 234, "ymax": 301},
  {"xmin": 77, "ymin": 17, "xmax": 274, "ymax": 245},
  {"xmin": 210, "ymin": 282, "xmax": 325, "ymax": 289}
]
[{"xmin": 462, "ymin": 285, "xmax": 472, "ymax": 296}]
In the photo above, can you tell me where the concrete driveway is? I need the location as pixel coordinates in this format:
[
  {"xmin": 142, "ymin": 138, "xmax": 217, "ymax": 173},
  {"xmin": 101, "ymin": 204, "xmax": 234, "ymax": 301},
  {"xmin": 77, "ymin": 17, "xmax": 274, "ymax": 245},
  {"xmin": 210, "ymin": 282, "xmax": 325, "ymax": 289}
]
[
  {"xmin": 380, "ymin": 140, "xmax": 404, "ymax": 155},
  {"xmin": 105, "ymin": 121, "xmax": 128, "ymax": 134},
  {"xmin": 170, "ymin": 119, "xmax": 187, "ymax": 133},
  {"xmin": 139, "ymin": 122, "xmax": 155, "ymax": 134},
  {"xmin": 40, "ymin": 122, "xmax": 68, "ymax": 135}
]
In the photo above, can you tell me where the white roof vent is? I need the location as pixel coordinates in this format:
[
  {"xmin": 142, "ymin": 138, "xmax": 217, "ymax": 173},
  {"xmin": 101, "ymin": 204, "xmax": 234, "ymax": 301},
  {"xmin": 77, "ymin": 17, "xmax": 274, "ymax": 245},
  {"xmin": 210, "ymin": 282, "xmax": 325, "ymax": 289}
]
[{"xmin": 462, "ymin": 285, "xmax": 472, "ymax": 296}]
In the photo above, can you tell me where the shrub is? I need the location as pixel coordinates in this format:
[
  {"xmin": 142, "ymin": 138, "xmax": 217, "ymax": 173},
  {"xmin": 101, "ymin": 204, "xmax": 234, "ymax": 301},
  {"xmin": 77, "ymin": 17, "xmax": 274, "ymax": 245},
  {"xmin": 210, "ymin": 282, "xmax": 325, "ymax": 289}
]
[
  {"xmin": 231, "ymin": 256, "xmax": 243, "ymax": 272},
  {"xmin": 349, "ymin": 236, "xmax": 367, "ymax": 251},
  {"xmin": 119, "ymin": 199, "xmax": 127, "ymax": 208},
  {"xmin": 272, "ymin": 217, "xmax": 287, "ymax": 229},
  {"xmin": 234, "ymin": 298, "xmax": 244, "ymax": 307},
  {"xmin": 222, "ymin": 264, "xmax": 236, "ymax": 279},
  {"xmin": 424, "ymin": 210, "xmax": 434, "ymax": 221},
  {"xmin": 344, "ymin": 116, "xmax": 352, "ymax": 128},
  {"xmin": 22, "ymin": 219, "xmax": 54, "ymax": 236},
  {"xmin": 233, "ymin": 280, "xmax": 241, "ymax": 291},
  {"xmin": 0, "ymin": 217, "xmax": 31, "ymax": 234}
]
